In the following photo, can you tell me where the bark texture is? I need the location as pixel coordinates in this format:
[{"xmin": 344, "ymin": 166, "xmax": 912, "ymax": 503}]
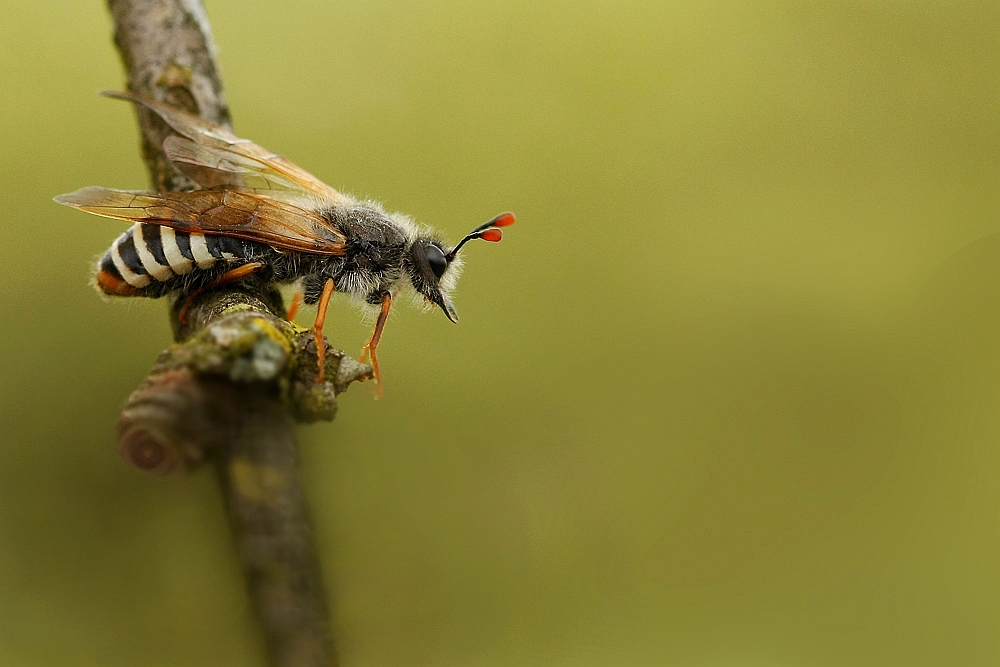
[{"xmin": 106, "ymin": 2, "xmax": 364, "ymax": 665}]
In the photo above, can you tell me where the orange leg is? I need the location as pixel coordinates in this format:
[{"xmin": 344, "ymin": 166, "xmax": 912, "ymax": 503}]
[
  {"xmin": 360, "ymin": 294, "xmax": 392, "ymax": 398},
  {"xmin": 313, "ymin": 278, "xmax": 336, "ymax": 383},
  {"xmin": 286, "ymin": 291, "xmax": 303, "ymax": 321},
  {"xmin": 178, "ymin": 261, "xmax": 266, "ymax": 324}
]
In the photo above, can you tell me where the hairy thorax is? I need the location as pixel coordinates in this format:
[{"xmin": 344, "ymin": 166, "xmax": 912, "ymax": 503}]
[{"xmin": 318, "ymin": 205, "xmax": 409, "ymax": 302}]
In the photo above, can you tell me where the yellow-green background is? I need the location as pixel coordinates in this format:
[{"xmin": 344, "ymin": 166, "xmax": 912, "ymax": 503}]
[{"xmin": 2, "ymin": 1, "xmax": 999, "ymax": 665}]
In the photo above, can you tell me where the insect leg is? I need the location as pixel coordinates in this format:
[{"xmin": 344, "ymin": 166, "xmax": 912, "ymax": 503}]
[
  {"xmin": 286, "ymin": 291, "xmax": 303, "ymax": 321},
  {"xmin": 313, "ymin": 278, "xmax": 336, "ymax": 383},
  {"xmin": 178, "ymin": 261, "xmax": 266, "ymax": 324},
  {"xmin": 360, "ymin": 293, "xmax": 392, "ymax": 398}
]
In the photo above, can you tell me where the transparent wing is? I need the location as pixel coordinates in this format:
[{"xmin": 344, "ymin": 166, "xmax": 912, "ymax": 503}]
[
  {"xmin": 104, "ymin": 91, "xmax": 351, "ymax": 204},
  {"xmin": 55, "ymin": 186, "xmax": 346, "ymax": 255}
]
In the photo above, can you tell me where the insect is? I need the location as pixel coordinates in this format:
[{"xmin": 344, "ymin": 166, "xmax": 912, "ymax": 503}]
[{"xmin": 55, "ymin": 91, "xmax": 514, "ymax": 393}]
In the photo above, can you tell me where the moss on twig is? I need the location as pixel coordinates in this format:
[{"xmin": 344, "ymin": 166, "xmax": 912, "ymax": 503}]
[{"xmin": 107, "ymin": 1, "xmax": 352, "ymax": 664}]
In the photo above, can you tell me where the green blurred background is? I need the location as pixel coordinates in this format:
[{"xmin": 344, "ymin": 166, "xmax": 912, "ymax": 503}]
[{"xmin": 2, "ymin": 1, "xmax": 999, "ymax": 665}]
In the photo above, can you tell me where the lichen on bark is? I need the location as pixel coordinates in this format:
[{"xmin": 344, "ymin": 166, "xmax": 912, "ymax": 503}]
[{"xmin": 105, "ymin": 1, "xmax": 356, "ymax": 665}]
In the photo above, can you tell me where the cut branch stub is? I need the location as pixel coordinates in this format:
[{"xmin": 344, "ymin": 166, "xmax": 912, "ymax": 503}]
[{"xmin": 117, "ymin": 292, "xmax": 372, "ymax": 473}]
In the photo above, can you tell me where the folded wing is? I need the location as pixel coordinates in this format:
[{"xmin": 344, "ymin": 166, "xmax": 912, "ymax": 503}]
[
  {"xmin": 103, "ymin": 91, "xmax": 351, "ymax": 205},
  {"xmin": 55, "ymin": 186, "xmax": 346, "ymax": 255}
]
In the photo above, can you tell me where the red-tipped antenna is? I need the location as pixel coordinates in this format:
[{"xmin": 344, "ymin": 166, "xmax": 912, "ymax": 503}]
[
  {"xmin": 490, "ymin": 212, "xmax": 516, "ymax": 228},
  {"xmin": 447, "ymin": 212, "xmax": 515, "ymax": 260}
]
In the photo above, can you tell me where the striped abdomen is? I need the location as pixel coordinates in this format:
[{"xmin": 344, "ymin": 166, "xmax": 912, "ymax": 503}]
[{"xmin": 96, "ymin": 223, "xmax": 252, "ymax": 296}]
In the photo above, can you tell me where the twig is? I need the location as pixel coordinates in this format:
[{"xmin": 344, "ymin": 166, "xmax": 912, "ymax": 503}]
[{"xmin": 105, "ymin": 2, "xmax": 367, "ymax": 665}]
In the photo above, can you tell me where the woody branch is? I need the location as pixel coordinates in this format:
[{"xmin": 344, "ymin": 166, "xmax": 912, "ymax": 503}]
[{"xmin": 105, "ymin": 2, "xmax": 368, "ymax": 666}]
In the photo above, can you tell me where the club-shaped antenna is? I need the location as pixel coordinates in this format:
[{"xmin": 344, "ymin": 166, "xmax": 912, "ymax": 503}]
[{"xmin": 446, "ymin": 212, "xmax": 515, "ymax": 261}]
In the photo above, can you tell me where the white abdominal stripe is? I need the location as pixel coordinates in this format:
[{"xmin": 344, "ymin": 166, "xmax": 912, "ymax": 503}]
[{"xmin": 100, "ymin": 223, "xmax": 245, "ymax": 289}]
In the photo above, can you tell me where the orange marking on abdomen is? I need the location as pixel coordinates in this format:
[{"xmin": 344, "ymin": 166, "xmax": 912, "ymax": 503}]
[{"xmin": 96, "ymin": 269, "xmax": 141, "ymax": 296}]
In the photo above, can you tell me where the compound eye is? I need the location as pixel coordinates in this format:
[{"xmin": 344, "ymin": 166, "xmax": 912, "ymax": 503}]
[{"xmin": 426, "ymin": 244, "xmax": 447, "ymax": 279}]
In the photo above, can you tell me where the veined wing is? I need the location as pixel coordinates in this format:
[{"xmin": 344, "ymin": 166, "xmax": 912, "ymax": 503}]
[
  {"xmin": 104, "ymin": 91, "xmax": 351, "ymax": 205},
  {"xmin": 55, "ymin": 186, "xmax": 346, "ymax": 255}
]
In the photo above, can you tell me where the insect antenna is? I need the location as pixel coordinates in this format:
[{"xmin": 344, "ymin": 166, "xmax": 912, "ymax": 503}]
[{"xmin": 446, "ymin": 212, "xmax": 515, "ymax": 261}]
